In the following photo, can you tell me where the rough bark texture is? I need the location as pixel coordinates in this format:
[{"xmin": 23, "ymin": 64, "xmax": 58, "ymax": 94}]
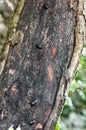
[{"xmin": 0, "ymin": 0, "xmax": 85, "ymax": 130}]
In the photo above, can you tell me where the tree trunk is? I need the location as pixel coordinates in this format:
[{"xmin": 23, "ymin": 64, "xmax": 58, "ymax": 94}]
[{"xmin": 0, "ymin": 0, "xmax": 85, "ymax": 130}]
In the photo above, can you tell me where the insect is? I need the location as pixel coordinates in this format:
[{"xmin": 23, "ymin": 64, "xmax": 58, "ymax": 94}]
[
  {"xmin": 30, "ymin": 99, "xmax": 38, "ymax": 107},
  {"xmin": 29, "ymin": 119, "xmax": 36, "ymax": 126},
  {"xmin": 43, "ymin": 3, "xmax": 49, "ymax": 9},
  {"xmin": 36, "ymin": 44, "xmax": 43, "ymax": 49}
]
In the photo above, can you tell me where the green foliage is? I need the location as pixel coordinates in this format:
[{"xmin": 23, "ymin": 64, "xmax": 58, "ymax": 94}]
[
  {"xmin": 0, "ymin": 0, "xmax": 9, "ymax": 4},
  {"xmin": 55, "ymin": 43, "xmax": 86, "ymax": 130},
  {"xmin": 55, "ymin": 123, "xmax": 60, "ymax": 130},
  {"xmin": 0, "ymin": 0, "xmax": 4, "ymax": 3}
]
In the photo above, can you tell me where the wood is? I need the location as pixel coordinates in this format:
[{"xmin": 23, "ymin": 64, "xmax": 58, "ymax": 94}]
[{"xmin": 0, "ymin": 0, "xmax": 85, "ymax": 130}]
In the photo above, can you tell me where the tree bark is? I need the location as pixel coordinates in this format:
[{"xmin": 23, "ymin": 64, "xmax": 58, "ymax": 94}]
[{"xmin": 0, "ymin": 0, "xmax": 85, "ymax": 130}]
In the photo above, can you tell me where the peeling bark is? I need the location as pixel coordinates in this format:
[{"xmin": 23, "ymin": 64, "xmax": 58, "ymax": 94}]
[{"xmin": 0, "ymin": 0, "xmax": 85, "ymax": 130}]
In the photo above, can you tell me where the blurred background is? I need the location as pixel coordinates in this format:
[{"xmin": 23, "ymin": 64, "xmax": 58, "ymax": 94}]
[{"xmin": 57, "ymin": 42, "xmax": 86, "ymax": 130}]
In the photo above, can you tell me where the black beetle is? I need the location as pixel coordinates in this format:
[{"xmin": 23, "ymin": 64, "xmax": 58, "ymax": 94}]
[
  {"xmin": 36, "ymin": 44, "xmax": 43, "ymax": 49},
  {"xmin": 29, "ymin": 119, "xmax": 36, "ymax": 125},
  {"xmin": 43, "ymin": 3, "xmax": 49, "ymax": 9},
  {"xmin": 30, "ymin": 99, "xmax": 38, "ymax": 107}
]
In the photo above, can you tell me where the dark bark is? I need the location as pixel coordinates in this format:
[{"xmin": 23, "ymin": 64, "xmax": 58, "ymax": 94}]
[{"xmin": 0, "ymin": 0, "xmax": 84, "ymax": 130}]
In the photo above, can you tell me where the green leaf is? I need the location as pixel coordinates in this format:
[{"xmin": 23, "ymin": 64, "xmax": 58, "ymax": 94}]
[
  {"xmin": 70, "ymin": 80, "xmax": 78, "ymax": 92},
  {"xmin": 55, "ymin": 123, "xmax": 60, "ymax": 130}
]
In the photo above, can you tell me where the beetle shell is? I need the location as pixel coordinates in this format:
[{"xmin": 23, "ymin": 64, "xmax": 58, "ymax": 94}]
[
  {"xmin": 43, "ymin": 3, "xmax": 49, "ymax": 9},
  {"xmin": 29, "ymin": 119, "xmax": 36, "ymax": 125},
  {"xmin": 36, "ymin": 44, "xmax": 43, "ymax": 49},
  {"xmin": 30, "ymin": 99, "xmax": 38, "ymax": 107}
]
